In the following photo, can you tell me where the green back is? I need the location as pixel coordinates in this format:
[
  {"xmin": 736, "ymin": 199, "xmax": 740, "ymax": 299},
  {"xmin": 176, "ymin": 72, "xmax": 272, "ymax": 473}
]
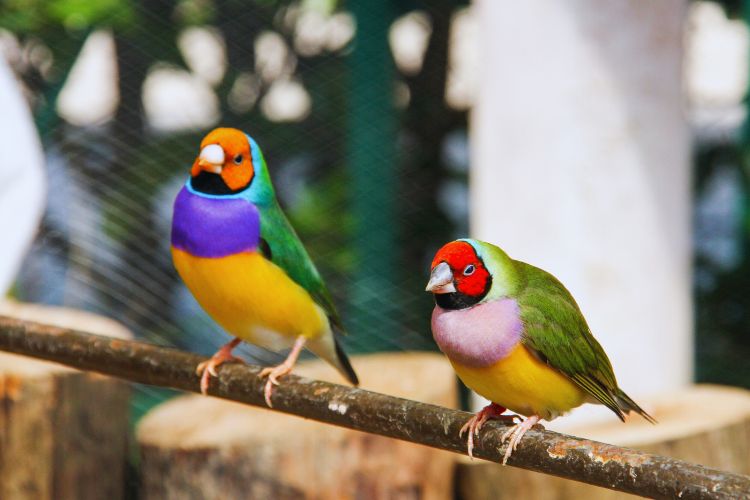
[
  {"xmin": 243, "ymin": 133, "xmax": 344, "ymax": 332},
  {"xmin": 258, "ymin": 199, "xmax": 344, "ymax": 331},
  {"xmin": 514, "ymin": 261, "xmax": 626, "ymax": 419}
]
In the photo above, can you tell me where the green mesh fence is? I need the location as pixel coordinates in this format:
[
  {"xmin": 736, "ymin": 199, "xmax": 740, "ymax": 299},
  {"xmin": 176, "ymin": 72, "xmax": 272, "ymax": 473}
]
[{"xmin": 1, "ymin": 0, "xmax": 471, "ymax": 423}]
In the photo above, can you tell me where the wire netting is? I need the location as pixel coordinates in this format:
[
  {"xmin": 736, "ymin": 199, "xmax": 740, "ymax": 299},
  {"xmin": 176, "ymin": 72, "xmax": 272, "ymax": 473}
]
[
  {"xmin": 2, "ymin": 0, "xmax": 472, "ymax": 420},
  {"xmin": 2, "ymin": 0, "xmax": 750, "ymax": 429}
]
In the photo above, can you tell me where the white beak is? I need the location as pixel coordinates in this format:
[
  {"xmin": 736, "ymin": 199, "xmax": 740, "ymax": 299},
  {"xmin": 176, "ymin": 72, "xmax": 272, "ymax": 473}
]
[
  {"xmin": 425, "ymin": 262, "xmax": 456, "ymax": 293},
  {"xmin": 198, "ymin": 144, "xmax": 225, "ymax": 174}
]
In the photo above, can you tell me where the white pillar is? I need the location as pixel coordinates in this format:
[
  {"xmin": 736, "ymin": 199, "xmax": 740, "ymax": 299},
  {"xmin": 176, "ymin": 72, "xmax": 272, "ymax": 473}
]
[{"xmin": 470, "ymin": 0, "xmax": 691, "ymax": 411}]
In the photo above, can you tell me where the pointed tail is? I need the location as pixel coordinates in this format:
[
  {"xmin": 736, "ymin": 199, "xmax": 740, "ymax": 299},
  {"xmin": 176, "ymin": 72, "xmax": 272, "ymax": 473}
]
[
  {"xmin": 616, "ymin": 388, "xmax": 657, "ymax": 424},
  {"xmin": 333, "ymin": 336, "xmax": 359, "ymax": 386}
]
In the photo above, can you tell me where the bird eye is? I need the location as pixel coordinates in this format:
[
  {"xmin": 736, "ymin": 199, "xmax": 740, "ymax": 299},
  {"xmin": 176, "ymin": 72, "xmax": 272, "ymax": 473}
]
[
  {"xmin": 463, "ymin": 264, "xmax": 475, "ymax": 276},
  {"xmin": 233, "ymin": 154, "xmax": 243, "ymax": 165}
]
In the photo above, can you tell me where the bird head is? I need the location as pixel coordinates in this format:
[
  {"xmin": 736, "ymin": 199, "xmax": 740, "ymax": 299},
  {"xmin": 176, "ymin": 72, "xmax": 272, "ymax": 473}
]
[
  {"xmin": 426, "ymin": 240, "xmax": 492, "ymax": 309},
  {"xmin": 191, "ymin": 128, "xmax": 255, "ymax": 194}
]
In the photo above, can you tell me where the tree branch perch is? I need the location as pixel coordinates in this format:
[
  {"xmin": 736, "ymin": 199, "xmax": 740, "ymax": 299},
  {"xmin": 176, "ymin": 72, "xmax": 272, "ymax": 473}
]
[{"xmin": 0, "ymin": 315, "xmax": 748, "ymax": 499}]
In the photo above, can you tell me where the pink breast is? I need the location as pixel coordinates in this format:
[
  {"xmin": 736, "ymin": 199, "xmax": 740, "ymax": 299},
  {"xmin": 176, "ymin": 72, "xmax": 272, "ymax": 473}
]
[{"xmin": 431, "ymin": 298, "xmax": 523, "ymax": 368}]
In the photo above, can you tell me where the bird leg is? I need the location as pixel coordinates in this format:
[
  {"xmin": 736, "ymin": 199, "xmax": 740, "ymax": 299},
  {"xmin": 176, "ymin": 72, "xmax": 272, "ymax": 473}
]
[
  {"xmin": 196, "ymin": 338, "xmax": 244, "ymax": 395},
  {"xmin": 459, "ymin": 403, "xmax": 519, "ymax": 459},
  {"xmin": 500, "ymin": 414, "xmax": 541, "ymax": 465},
  {"xmin": 260, "ymin": 336, "xmax": 307, "ymax": 407}
]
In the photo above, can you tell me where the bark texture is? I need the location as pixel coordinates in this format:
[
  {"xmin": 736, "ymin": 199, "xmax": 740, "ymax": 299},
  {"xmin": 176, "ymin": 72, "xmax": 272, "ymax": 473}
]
[
  {"xmin": 0, "ymin": 315, "xmax": 748, "ymax": 499},
  {"xmin": 0, "ymin": 301, "xmax": 131, "ymax": 500},
  {"xmin": 457, "ymin": 385, "xmax": 750, "ymax": 500}
]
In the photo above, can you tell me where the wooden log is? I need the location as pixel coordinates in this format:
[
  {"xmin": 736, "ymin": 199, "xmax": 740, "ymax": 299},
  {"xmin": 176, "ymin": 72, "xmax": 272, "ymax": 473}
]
[
  {"xmin": 0, "ymin": 300, "xmax": 132, "ymax": 500},
  {"xmin": 137, "ymin": 352, "xmax": 458, "ymax": 499},
  {"xmin": 456, "ymin": 384, "xmax": 750, "ymax": 500}
]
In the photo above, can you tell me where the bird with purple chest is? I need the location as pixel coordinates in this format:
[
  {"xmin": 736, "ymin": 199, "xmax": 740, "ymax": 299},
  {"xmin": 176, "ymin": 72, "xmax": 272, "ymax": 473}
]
[{"xmin": 171, "ymin": 127, "xmax": 358, "ymax": 407}]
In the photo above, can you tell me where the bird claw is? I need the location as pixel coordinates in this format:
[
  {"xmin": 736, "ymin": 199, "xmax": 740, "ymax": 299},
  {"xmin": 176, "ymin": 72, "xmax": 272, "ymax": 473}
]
[
  {"xmin": 459, "ymin": 403, "xmax": 514, "ymax": 459},
  {"xmin": 260, "ymin": 362, "xmax": 294, "ymax": 407},
  {"xmin": 195, "ymin": 339, "xmax": 244, "ymax": 395},
  {"xmin": 458, "ymin": 421, "xmax": 471, "ymax": 439},
  {"xmin": 263, "ymin": 380, "xmax": 274, "ymax": 408},
  {"xmin": 499, "ymin": 415, "xmax": 540, "ymax": 465},
  {"xmin": 259, "ymin": 369, "xmax": 283, "ymax": 386},
  {"xmin": 258, "ymin": 336, "xmax": 307, "ymax": 408}
]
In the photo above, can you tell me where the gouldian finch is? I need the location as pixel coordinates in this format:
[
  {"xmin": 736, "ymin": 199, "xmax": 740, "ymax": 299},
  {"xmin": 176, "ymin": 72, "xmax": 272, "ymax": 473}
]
[
  {"xmin": 425, "ymin": 239, "xmax": 654, "ymax": 464},
  {"xmin": 171, "ymin": 127, "xmax": 358, "ymax": 405}
]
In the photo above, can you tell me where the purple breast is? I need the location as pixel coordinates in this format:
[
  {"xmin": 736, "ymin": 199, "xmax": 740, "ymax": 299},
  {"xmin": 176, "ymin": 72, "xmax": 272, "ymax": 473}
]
[
  {"xmin": 171, "ymin": 186, "xmax": 260, "ymax": 258},
  {"xmin": 431, "ymin": 298, "xmax": 523, "ymax": 368}
]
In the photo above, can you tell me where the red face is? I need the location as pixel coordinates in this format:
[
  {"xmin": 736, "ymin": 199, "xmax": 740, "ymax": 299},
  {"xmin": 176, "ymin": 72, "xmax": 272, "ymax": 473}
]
[{"xmin": 429, "ymin": 241, "xmax": 491, "ymax": 297}]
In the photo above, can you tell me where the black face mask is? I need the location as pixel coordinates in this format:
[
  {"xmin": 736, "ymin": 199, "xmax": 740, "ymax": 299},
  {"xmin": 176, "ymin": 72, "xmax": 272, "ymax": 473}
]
[
  {"xmin": 433, "ymin": 273, "xmax": 491, "ymax": 310},
  {"xmin": 191, "ymin": 171, "xmax": 248, "ymax": 195}
]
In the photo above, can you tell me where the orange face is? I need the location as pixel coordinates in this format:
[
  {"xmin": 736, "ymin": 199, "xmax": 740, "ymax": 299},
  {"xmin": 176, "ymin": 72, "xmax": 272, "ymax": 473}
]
[
  {"xmin": 192, "ymin": 128, "xmax": 255, "ymax": 191},
  {"xmin": 430, "ymin": 241, "xmax": 491, "ymax": 297}
]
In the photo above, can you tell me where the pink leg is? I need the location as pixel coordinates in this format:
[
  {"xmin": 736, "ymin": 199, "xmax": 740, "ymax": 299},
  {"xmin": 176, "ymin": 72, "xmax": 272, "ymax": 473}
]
[
  {"xmin": 259, "ymin": 336, "xmax": 306, "ymax": 407},
  {"xmin": 459, "ymin": 403, "xmax": 519, "ymax": 459},
  {"xmin": 196, "ymin": 338, "xmax": 244, "ymax": 395},
  {"xmin": 500, "ymin": 414, "xmax": 541, "ymax": 465}
]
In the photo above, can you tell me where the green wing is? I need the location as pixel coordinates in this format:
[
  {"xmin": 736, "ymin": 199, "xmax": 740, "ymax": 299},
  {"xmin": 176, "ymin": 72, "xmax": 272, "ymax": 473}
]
[
  {"xmin": 515, "ymin": 261, "xmax": 628, "ymax": 420},
  {"xmin": 258, "ymin": 201, "xmax": 345, "ymax": 331}
]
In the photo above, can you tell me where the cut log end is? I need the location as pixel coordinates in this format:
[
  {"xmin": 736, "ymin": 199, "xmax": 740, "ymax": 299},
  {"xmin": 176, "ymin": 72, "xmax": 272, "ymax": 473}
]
[
  {"xmin": 0, "ymin": 301, "xmax": 132, "ymax": 500},
  {"xmin": 138, "ymin": 352, "xmax": 459, "ymax": 500},
  {"xmin": 457, "ymin": 384, "xmax": 750, "ymax": 500}
]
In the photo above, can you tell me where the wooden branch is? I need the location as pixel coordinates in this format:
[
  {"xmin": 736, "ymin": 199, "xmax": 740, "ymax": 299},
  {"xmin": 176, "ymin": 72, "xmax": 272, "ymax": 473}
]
[{"xmin": 0, "ymin": 315, "xmax": 748, "ymax": 499}]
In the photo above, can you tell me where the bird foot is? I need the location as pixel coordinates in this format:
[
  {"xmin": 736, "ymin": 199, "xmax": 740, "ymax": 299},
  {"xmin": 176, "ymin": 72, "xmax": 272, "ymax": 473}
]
[
  {"xmin": 459, "ymin": 403, "xmax": 519, "ymax": 459},
  {"xmin": 499, "ymin": 414, "xmax": 541, "ymax": 465},
  {"xmin": 196, "ymin": 338, "xmax": 244, "ymax": 395},
  {"xmin": 259, "ymin": 362, "xmax": 295, "ymax": 407},
  {"xmin": 259, "ymin": 336, "xmax": 306, "ymax": 408}
]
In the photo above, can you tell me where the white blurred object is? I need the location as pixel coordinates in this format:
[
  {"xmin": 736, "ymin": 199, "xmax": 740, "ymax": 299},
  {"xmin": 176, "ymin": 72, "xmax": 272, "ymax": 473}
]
[
  {"xmin": 142, "ymin": 64, "xmax": 220, "ymax": 132},
  {"xmin": 686, "ymin": 1, "xmax": 748, "ymax": 108},
  {"xmin": 178, "ymin": 27, "xmax": 227, "ymax": 86},
  {"xmin": 686, "ymin": 1, "xmax": 749, "ymax": 141},
  {"xmin": 260, "ymin": 78, "xmax": 311, "ymax": 122},
  {"xmin": 0, "ymin": 56, "xmax": 46, "ymax": 294},
  {"xmin": 445, "ymin": 8, "xmax": 478, "ymax": 110},
  {"xmin": 389, "ymin": 11, "xmax": 432, "ymax": 76},
  {"xmin": 471, "ymin": 1, "xmax": 690, "ymax": 429},
  {"xmin": 56, "ymin": 31, "xmax": 119, "ymax": 126}
]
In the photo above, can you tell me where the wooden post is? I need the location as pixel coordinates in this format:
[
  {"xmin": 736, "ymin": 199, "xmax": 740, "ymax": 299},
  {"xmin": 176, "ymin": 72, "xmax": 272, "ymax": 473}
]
[
  {"xmin": 0, "ymin": 301, "xmax": 132, "ymax": 500},
  {"xmin": 137, "ymin": 353, "xmax": 458, "ymax": 499}
]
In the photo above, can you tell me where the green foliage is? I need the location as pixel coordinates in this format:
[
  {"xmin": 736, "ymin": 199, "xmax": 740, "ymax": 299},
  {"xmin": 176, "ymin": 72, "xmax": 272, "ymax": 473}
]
[
  {"xmin": 288, "ymin": 170, "xmax": 356, "ymax": 274},
  {"xmin": 0, "ymin": 0, "xmax": 135, "ymax": 32},
  {"xmin": 48, "ymin": 0, "xmax": 135, "ymax": 29},
  {"xmin": 174, "ymin": 0, "xmax": 216, "ymax": 25}
]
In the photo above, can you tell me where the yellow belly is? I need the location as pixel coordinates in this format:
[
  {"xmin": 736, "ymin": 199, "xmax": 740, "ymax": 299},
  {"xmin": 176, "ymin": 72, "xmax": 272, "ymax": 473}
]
[
  {"xmin": 172, "ymin": 248, "xmax": 327, "ymax": 348},
  {"xmin": 451, "ymin": 343, "xmax": 587, "ymax": 420}
]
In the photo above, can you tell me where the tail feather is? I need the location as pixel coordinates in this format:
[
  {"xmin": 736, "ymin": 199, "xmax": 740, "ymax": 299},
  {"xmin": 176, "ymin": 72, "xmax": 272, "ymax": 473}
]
[
  {"xmin": 333, "ymin": 336, "xmax": 359, "ymax": 386},
  {"xmin": 616, "ymin": 388, "xmax": 657, "ymax": 424}
]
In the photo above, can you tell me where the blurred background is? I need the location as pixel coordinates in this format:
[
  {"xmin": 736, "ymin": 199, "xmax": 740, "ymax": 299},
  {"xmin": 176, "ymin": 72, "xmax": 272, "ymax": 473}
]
[
  {"xmin": 1, "ymin": 0, "xmax": 477, "ymax": 420},
  {"xmin": 1, "ymin": 0, "xmax": 749, "ymax": 476}
]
